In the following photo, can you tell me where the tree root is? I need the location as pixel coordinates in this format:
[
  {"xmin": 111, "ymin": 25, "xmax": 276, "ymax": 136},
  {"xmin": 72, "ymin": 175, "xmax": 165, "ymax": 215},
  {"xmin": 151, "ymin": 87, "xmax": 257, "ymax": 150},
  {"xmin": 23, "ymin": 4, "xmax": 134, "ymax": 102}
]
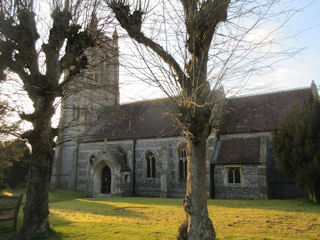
[{"xmin": 177, "ymin": 220, "xmax": 188, "ymax": 240}]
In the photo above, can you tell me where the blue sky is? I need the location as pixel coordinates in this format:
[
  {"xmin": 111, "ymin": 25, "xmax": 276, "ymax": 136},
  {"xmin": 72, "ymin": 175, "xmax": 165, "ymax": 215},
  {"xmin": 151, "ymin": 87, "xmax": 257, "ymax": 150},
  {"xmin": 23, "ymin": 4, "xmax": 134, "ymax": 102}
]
[
  {"xmin": 271, "ymin": 0, "xmax": 320, "ymax": 90},
  {"xmin": 119, "ymin": 1, "xmax": 320, "ymax": 102}
]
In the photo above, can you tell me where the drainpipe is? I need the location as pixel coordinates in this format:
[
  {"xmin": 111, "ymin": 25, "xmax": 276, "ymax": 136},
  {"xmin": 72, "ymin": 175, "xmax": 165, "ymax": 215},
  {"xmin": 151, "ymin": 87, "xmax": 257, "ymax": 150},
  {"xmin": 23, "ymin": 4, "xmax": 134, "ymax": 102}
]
[{"xmin": 133, "ymin": 139, "xmax": 136, "ymax": 196}]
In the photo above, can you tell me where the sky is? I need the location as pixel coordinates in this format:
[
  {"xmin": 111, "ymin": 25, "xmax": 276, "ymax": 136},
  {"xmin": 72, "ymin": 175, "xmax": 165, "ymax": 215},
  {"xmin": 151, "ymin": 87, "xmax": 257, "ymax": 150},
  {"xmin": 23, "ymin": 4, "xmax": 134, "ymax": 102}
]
[
  {"xmin": 263, "ymin": 0, "xmax": 320, "ymax": 90},
  {"xmin": 1, "ymin": 0, "xmax": 320, "ymax": 129},
  {"xmin": 118, "ymin": 0, "xmax": 320, "ymax": 103}
]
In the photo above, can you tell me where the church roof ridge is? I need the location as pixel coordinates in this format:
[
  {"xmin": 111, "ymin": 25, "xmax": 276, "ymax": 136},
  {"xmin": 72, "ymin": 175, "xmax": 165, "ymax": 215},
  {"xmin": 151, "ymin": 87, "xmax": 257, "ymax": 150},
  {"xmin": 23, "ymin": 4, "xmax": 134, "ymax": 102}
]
[
  {"xmin": 116, "ymin": 97, "xmax": 170, "ymax": 107},
  {"xmin": 87, "ymin": 85, "xmax": 312, "ymax": 141},
  {"xmin": 118, "ymin": 86, "xmax": 311, "ymax": 106},
  {"xmin": 229, "ymin": 86, "xmax": 310, "ymax": 100},
  {"xmin": 219, "ymin": 85, "xmax": 312, "ymax": 134}
]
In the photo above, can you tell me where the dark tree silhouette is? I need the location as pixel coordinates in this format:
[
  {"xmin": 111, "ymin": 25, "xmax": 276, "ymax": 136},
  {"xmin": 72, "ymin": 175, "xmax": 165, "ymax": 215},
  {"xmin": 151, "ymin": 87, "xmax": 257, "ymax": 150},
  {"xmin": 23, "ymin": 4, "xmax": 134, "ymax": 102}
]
[
  {"xmin": 273, "ymin": 94, "xmax": 320, "ymax": 203},
  {"xmin": 0, "ymin": 0, "xmax": 102, "ymax": 238}
]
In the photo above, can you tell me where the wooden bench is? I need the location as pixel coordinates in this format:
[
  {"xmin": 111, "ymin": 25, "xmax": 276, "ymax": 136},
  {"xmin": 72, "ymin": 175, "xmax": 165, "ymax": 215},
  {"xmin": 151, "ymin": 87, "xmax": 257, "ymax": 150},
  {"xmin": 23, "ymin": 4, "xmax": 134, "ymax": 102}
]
[{"xmin": 0, "ymin": 194, "xmax": 23, "ymax": 232}]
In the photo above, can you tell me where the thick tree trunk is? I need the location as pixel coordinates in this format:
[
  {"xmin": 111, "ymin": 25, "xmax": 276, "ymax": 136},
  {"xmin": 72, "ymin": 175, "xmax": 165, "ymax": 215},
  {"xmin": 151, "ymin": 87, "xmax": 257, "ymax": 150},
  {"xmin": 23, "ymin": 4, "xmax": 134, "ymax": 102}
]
[
  {"xmin": 19, "ymin": 97, "xmax": 55, "ymax": 240},
  {"xmin": 19, "ymin": 146, "xmax": 51, "ymax": 239},
  {"xmin": 178, "ymin": 133, "xmax": 215, "ymax": 240},
  {"xmin": 308, "ymin": 186, "xmax": 320, "ymax": 203}
]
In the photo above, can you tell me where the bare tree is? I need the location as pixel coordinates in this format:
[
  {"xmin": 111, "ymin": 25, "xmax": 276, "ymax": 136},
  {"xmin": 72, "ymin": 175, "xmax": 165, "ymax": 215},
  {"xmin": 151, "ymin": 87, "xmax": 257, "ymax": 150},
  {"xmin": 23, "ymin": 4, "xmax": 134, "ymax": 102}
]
[
  {"xmin": 0, "ymin": 0, "xmax": 108, "ymax": 238},
  {"xmin": 105, "ymin": 0, "xmax": 299, "ymax": 239}
]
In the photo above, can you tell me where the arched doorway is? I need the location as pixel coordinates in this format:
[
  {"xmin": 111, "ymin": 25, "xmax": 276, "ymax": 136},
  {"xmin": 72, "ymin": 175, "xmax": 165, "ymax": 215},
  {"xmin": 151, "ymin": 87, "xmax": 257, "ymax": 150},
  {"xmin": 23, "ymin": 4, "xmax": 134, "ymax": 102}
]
[{"xmin": 101, "ymin": 165, "xmax": 111, "ymax": 194}]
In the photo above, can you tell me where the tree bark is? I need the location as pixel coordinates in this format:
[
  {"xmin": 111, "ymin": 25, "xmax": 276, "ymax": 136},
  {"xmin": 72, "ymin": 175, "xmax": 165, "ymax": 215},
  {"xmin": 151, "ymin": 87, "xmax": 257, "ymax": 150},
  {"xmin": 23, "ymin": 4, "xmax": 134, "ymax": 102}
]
[
  {"xmin": 178, "ymin": 129, "xmax": 215, "ymax": 240},
  {"xmin": 308, "ymin": 186, "xmax": 320, "ymax": 203},
  {"xmin": 20, "ymin": 147, "xmax": 51, "ymax": 239},
  {"xmin": 19, "ymin": 96, "xmax": 55, "ymax": 240}
]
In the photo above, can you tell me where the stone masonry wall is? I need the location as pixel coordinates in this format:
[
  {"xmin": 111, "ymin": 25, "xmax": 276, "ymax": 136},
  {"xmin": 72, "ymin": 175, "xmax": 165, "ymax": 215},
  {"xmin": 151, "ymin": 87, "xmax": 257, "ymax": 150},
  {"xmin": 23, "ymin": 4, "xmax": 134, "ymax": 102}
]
[
  {"xmin": 76, "ymin": 141, "xmax": 105, "ymax": 191},
  {"xmin": 213, "ymin": 132, "xmax": 270, "ymax": 199},
  {"xmin": 110, "ymin": 137, "xmax": 187, "ymax": 198},
  {"xmin": 214, "ymin": 165, "xmax": 264, "ymax": 199},
  {"xmin": 52, "ymin": 33, "xmax": 119, "ymax": 190},
  {"xmin": 110, "ymin": 135, "xmax": 214, "ymax": 198}
]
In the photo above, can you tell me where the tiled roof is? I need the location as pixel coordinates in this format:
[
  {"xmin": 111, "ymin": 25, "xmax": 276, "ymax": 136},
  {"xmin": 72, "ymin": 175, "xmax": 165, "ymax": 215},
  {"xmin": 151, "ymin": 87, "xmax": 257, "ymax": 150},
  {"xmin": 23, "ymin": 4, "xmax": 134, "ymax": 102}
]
[
  {"xmin": 219, "ymin": 88, "xmax": 312, "ymax": 134},
  {"xmin": 215, "ymin": 137, "xmax": 261, "ymax": 164},
  {"xmin": 85, "ymin": 98, "xmax": 182, "ymax": 141},
  {"xmin": 84, "ymin": 87, "xmax": 313, "ymax": 141}
]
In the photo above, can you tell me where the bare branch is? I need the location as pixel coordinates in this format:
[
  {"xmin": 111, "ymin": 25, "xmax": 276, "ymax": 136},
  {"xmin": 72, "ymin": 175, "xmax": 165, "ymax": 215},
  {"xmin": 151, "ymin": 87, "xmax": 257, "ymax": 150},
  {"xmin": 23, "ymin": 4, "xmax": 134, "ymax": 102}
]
[{"xmin": 107, "ymin": 0, "xmax": 187, "ymax": 85}]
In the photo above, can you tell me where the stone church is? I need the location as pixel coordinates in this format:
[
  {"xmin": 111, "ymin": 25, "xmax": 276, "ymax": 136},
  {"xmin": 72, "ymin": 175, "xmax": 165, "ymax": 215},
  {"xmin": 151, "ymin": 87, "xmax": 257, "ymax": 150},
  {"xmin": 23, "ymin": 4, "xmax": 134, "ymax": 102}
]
[{"xmin": 51, "ymin": 31, "xmax": 317, "ymax": 199}]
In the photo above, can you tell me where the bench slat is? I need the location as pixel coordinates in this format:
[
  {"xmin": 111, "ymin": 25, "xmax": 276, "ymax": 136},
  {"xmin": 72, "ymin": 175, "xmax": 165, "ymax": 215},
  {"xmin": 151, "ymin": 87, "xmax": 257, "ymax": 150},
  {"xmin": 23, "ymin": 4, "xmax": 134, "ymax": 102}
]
[{"xmin": 0, "ymin": 195, "xmax": 23, "ymax": 232}]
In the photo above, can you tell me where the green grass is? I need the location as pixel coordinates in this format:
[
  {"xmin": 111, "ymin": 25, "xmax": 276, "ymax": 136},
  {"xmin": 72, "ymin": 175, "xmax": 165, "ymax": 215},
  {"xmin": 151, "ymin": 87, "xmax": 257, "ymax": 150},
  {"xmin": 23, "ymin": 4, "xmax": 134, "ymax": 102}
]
[
  {"xmin": 1, "ymin": 189, "xmax": 320, "ymax": 240},
  {"xmin": 1, "ymin": 188, "xmax": 85, "ymax": 205}
]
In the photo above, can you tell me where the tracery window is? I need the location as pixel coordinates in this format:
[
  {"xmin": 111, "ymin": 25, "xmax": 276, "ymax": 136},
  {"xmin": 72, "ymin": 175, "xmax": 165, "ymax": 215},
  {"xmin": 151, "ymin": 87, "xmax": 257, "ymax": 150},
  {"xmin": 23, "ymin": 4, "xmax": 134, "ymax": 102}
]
[
  {"xmin": 145, "ymin": 151, "xmax": 156, "ymax": 178},
  {"xmin": 227, "ymin": 168, "xmax": 241, "ymax": 184},
  {"xmin": 178, "ymin": 143, "xmax": 187, "ymax": 180}
]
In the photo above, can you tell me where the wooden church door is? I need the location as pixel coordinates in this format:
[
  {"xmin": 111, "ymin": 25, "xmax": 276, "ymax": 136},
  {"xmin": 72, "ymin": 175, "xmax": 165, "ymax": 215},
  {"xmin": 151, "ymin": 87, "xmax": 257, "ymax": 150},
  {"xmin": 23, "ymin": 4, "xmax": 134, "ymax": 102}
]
[{"xmin": 101, "ymin": 165, "xmax": 111, "ymax": 194}]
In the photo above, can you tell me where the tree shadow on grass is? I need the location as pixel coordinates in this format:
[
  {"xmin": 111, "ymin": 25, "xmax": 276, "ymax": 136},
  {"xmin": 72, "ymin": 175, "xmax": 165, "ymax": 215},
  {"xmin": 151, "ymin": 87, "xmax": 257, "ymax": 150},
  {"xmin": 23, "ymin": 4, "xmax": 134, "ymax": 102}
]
[
  {"xmin": 51, "ymin": 199, "xmax": 148, "ymax": 219},
  {"xmin": 46, "ymin": 231, "xmax": 63, "ymax": 240},
  {"xmin": 0, "ymin": 218, "xmax": 65, "ymax": 240},
  {"xmin": 207, "ymin": 198, "xmax": 320, "ymax": 213},
  {"xmin": 80, "ymin": 197, "xmax": 320, "ymax": 214},
  {"xmin": 85, "ymin": 196, "xmax": 183, "ymax": 207}
]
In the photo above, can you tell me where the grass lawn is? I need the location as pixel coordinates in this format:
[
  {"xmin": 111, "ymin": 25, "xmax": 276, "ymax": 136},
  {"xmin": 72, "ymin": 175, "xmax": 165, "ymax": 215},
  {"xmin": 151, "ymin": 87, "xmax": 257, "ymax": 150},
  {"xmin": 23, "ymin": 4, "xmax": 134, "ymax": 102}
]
[{"xmin": 0, "ymin": 189, "xmax": 320, "ymax": 240}]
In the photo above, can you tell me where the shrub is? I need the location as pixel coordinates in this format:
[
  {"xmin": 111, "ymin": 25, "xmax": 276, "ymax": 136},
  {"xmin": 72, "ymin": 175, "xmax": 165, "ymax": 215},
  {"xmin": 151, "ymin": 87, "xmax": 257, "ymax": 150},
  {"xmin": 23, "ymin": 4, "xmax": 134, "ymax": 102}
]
[
  {"xmin": 272, "ymin": 94, "xmax": 320, "ymax": 203},
  {"xmin": 0, "ymin": 140, "xmax": 31, "ymax": 188}
]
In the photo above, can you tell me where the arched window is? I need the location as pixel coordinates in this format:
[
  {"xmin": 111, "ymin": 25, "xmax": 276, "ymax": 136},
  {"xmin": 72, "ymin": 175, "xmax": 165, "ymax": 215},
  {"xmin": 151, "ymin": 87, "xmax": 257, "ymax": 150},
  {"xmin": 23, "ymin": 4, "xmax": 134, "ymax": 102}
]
[
  {"xmin": 145, "ymin": 151, "xmax": 156, "ymax": 178},
  {"xmin": 227, "ymin": 168, "xmax": 241, "ymax": 184},
  {"xmin": 178, "ymin": 143, "xmax": 187, "ymax": 180}
]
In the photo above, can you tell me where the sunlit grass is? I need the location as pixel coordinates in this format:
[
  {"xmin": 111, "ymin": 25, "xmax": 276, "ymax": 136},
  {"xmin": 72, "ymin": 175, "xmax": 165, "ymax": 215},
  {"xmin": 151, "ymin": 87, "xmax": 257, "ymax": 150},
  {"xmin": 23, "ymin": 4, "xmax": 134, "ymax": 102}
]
[
  {"xmin": 0, "ymin": 189, "xmax": 320, "ymax": 240},
  {"xmin": 48, "ymin": 197, "xmax": 183, "ymax": 240},
  {"xmin": 208, "ymin": 199, "xmax": 320, "ymax": 240}
]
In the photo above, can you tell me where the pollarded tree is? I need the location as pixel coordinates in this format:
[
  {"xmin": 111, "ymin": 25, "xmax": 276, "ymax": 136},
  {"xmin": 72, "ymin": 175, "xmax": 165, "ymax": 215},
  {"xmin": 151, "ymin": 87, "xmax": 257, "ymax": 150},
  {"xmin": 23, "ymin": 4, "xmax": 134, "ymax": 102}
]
[
  {"xmin": 106, "ymin": 0, "xmax": 299, "ymax": 239},
  {"xmin": 273, "ymin": 94, "xmax": 320, "ymax": 203},
  {"xmin": 0, "ymin": 0, "xmax": 105, "ymax": 238},
  {"xmin": 107, "ymin": 2, "xmax": 229, "ymax": 240}
]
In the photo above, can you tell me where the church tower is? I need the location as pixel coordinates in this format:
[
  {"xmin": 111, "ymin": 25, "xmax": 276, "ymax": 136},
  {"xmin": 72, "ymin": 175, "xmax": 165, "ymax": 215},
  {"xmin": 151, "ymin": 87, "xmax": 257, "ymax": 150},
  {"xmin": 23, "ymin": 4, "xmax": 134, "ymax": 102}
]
[{"xmin": 51, "ymin": 22, "xmax": 120, "ymax": 189}]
